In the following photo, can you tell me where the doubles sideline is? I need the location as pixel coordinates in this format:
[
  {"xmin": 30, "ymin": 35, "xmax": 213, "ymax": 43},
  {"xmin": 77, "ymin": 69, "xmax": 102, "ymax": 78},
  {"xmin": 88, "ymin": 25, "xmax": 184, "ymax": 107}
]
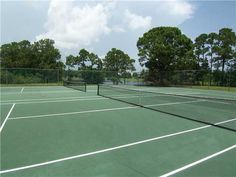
[
  {"xmin": 0, "ymin": 94, "xmax": 153, "ymax": 105},
  {"xmin": 0, "ymin": 95, "xmax": 101, "ymax": 103},
  {"xmin": 160, "ymin": 144, "xmax": 236, "ymax": 177},
  {"xmin": 1, "ymin": 93, "xmax": 204, "ymax": 105},
  {"xmin": 8, "ymin": 100, "xmax": 206, "ymax": 120},
  {"xmin": 1, "ymin": 90, "xmax": 79, "ymax": 95},
  {"xmin": 1, "ymin": 97, "xmax": 107, "ymax": 105},
  {"xmin": 0, "ymin": 103, "xmax": 15, "ymax": 133}
]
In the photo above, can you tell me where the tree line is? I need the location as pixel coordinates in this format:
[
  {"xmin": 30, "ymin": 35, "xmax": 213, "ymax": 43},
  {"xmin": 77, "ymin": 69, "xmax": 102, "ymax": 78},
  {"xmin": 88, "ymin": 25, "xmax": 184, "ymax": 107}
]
[
  {"xmin": 0, "ymin": 26, "xmax": 235, "ymax": 86},
  {"xmin": 0, "ymin": 39, "xmax": 64, "ymax": 69},
  {"xmin": 137, "ymin": 27, "xmax": 236, "ymax": 86}
]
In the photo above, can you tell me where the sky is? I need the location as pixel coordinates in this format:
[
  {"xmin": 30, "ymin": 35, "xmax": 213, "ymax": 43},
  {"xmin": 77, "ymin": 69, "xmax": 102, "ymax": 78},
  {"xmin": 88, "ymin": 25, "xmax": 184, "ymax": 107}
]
[{"xmin": 1, "ymin": 0, "xmax": 236, "ymax": 71}]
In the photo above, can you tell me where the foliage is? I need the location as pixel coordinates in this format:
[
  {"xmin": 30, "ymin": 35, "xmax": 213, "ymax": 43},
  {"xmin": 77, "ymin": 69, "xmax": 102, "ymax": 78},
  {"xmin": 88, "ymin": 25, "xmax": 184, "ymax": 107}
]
[
  {"xmin": 194, "ymin": 33, "xmax": 209, "ymax": 70},
  {"xmin": 65, "ymin": 49, "xmax": 102, "ymax": 70},
  {"xmin": 193, "ymin": 28, "xmax": 236, "ymax": 85},
  {"xmin": 215, "ymin": 28, "xmax": 236, "ymax": 72},
  {"xmin": 103, "ymin": 48, "xmax": 135, "ymax": 84},
  {"xmin": 65, "ymin": 55, "xmax": 77, "ymax": 68},
  {"xmin": 206, "ymin": 32, "xmax": 218, "ymax": 71},
  {"xmin": 0, "ymin": 39, "xmax": 64, "ymax": 69},
  {"xmin": 103, "ymin": 48, "xmax": 135, "ymax": 72},
  {"xmin": 137, "ymin": 26, "xmax": 194, "ymax": 85},
  {"xmin": 1, "ymin": 27, "xmax": 235, "ymax": 87},
  {"xmin": 0, "ymin": 68, "xmax": 61, "ymax": 84},
  {"xmin": 65, "ymin": 49, "xmax": 104, "ymax": 83}
]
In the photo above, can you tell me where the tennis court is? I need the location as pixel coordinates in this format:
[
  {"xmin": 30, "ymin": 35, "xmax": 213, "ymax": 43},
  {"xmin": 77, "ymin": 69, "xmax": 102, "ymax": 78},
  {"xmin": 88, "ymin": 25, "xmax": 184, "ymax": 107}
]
[{"xmin": 1, "ymin": 85, "xmax": 236, "ymax": 177}]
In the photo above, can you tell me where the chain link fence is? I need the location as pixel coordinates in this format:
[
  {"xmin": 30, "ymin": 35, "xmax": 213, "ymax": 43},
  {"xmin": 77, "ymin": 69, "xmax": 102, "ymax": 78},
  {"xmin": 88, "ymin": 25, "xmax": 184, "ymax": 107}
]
[
  {"xmin": 0, "ymin": 68, "xmax": 62, "ymax": 85},
  {"xmin": 1, "ymin": 68, "xmax": 235, "ymax": 91},
  {"xmin": 135, "ymin": 70, "xmax": 236, "ymax": 91}
]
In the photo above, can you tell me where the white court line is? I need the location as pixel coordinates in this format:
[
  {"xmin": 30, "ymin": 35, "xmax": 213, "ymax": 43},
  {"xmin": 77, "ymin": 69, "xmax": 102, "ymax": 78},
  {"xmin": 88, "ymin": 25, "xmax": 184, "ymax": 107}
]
[
  {"xmin": 1, "ymin": 94, "xmax": 152, "ymax": 105},
  {"xmin": 0, "ymin": 94, "xmax": 173, "ymax": 105},
  {"xmin": 1, "ymin": 93, "xmax": 233, "ymax": 106},
  {"xmin": 9, "ymin": 106, "xmax": 138, "ymax": 120},
  {"xmin": 113, "ymin": 94, "xmax": 234, "ymax": 105},
  {"xmin": 0, "ymin": 104, "xmax": 15, "ymax": 133},
  {"xmin": 130, "ymin": 89, "xmax": 236, "ymax": 100},
  {"xmin": 214, "ymin": 118, "xmax": 236, "ymax": 125},
  {"xmin": 100, "ymin": 89, "xmax": 234, "ymax": 103},
  {"xmin": 140, "ymin": 90, "xmax": 201, "ymax": 95},
  {"xmin": 1, "ymin": 118, "xmax": 235, "ymax": 175},
  {"xmin": 143, "ymin": 91, "xmax": 236, "ymax": 102},
  {"xmin": 160, "ymin": 144, "xmax": 236, "ymax": 177},
  {"xmin": 0, "ymin": 86, "xmax": 64, "ymax": 89},
  {"xmin": 20, "ymin": 88, "xmax": 24, "ymax": 94},
  {"xmin": 0, "ymin": 94, "xmax": 148, "ymax": 104},
  {"xmin": 0, "ymin": 96, "xmax": 100, "ymax": 103},
  {"xmin": 8, "ymin": 100, "xmax": 207, "ymax": 120},
  {"xmin": 0, "ymin": 97, "xmax": 108, "ymax": 105},
  {"xmin": 0, "ymin": 125, "xmax": 211, "ymax": 174},
  {"xmin": 1, "ymin": 90, "xmax": 79, "ymax": 95},
  {"xmin": 146, "ymin": 100, "xmax": 205, "ymax": 107},
  {"xmin": 123, "ymin": 88, "xmax": 236, "ymax": 100},
  {"xmin": 0, "ymin": 94, "xmax": 142, "ymax": 105}
]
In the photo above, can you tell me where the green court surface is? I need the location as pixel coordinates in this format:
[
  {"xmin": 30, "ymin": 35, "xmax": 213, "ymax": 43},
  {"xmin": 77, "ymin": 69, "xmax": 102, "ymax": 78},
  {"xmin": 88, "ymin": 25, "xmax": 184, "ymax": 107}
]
[{"xmin": 0, "ymin": 85, "xmax": 236, "ymax": 177}]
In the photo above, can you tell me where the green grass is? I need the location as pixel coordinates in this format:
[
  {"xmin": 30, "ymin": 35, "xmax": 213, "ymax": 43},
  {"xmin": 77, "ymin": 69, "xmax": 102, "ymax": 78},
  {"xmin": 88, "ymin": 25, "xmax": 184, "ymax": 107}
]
[
  {"xmin": 188, "ymin": 85, "xmax": 236, "ymax": 92},
  {"xmin": 0, "ymin": 82, "xmax": 63, "ymax": 87}
]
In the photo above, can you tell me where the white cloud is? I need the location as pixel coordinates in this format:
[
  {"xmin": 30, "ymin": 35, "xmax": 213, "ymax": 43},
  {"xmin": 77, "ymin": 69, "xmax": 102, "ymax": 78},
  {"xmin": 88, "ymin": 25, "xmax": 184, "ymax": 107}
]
[
  {"xmin": 124, "ymin": 9, "xmax": 152, "ymax": 30},
  {"xmin": 169, "ymin": 0, "xmax": 194, "ymax": 17},
  {"xmin": 36, "ymin": 0, "xmax": 195, "ymax": 49},
  {"xmin": 155, "ymin": 0, "xmax": 194, "ymax": 26},
  {"xmin": 111, "ymin": 26, "xmax": 126, "ymax": 33},
  {"xmin": 36, "ymin": 0, "xmax": 113, "ymax": 49}
]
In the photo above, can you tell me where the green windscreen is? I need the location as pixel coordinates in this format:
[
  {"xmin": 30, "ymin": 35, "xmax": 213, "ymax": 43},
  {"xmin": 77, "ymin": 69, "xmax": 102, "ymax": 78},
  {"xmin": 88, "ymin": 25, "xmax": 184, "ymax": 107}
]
[{"xmin": 63, "ymin": 80, "xmax": 87, "ymax": 92}]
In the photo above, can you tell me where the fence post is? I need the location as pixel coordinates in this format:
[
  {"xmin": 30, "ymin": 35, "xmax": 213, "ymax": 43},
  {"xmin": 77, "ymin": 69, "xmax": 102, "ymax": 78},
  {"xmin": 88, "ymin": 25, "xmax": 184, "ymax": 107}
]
[
  {"xmin": 228, "ymin": 71, "xmax": 231, "ymax": 91},
  {"xmin": 57, "ymin": 69, "xmax": 60, "ymax": 85},
  {"xmin": 6, "ymin": 69, "xmax": 8, "ymax": 85}
]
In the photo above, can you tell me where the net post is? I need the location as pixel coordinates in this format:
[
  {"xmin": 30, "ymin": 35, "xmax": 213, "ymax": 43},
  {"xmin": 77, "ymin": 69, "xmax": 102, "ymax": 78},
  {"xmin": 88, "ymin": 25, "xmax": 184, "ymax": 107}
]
[
  {"xmin": 97, "ymin": 84, "xmax": 100, "ymax": 95},
  {"xmin": 57, "ymin": 69, "xmax": 60, "ymax": 85},
  {"xmin": 85, "ymin": 83, "xmax": 87, "ymax": 92}
]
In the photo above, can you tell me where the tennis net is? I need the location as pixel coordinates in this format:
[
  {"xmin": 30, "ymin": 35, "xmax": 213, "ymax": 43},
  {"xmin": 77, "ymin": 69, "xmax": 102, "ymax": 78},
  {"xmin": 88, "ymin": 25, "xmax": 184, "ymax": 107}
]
[
  {"xmin": 63, "ymin": 80, "xmax": 87, "ymax": 92},
  {"xmin": 98, "ymin": 84, "xmax": 236, "ymax": 132}
]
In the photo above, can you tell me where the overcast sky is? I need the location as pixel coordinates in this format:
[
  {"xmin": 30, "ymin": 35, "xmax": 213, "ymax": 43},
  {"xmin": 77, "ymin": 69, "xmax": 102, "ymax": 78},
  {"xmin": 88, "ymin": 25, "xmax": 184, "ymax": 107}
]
[{"xmin": 1, "ymin": 0, "xmax": 236, "ymax": 70}]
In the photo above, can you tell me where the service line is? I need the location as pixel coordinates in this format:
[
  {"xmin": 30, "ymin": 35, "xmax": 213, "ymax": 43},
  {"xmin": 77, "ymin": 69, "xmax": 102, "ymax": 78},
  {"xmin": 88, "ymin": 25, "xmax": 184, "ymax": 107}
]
[{"xmin": 0, "ymin": 103, "xmax": 15, "ymax": 133}]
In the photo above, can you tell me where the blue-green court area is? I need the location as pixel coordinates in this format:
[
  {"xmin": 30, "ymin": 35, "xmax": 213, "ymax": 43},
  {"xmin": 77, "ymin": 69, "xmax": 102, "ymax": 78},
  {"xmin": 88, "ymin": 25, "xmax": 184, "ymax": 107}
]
[{"xmin": 1, "ymin": 85, "xmax": 236, "ymax": 177}]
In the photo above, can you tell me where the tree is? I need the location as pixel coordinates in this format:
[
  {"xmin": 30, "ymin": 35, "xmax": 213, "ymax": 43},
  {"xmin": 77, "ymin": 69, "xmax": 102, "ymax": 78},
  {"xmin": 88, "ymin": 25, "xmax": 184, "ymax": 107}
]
[
  {"xmin": 32, "ymin": 39, "xmax": 61, "ymax": 69},
  {"xmin": 216, "ymin": 28, "xmax": 236, "ymax": 72},
  {"xmin": 233, "ymin": 48, "xmax": 236, "ymax": 71},
  {"xmin": 65, "ymin": 55, "xmax": 77, "ymax": 69},
  {"xmin": 103, "ymin": 48, "xmax": 135, "ymax": 84},
  {"xmin": 174, "ymin": 50, "xmax": 198, "ymax": 70},
  {"xmin": 206, "ymin": 33, "xmax": 218, "ymax": 71},
  {"xmin": 0, "ymin": 39, "xmax": 63, "ymax": 69},
  {"xmin": 212, "ymin": 28, "xmax": 236, "ymax": 86},
  {"xmin": 194, "ymin": 33, "xmax": 209, "ymax": 70},
  {"xmin": 78, "ymin": 50, "xmax": 103, "ymax": 84},
  {"xmin": 65, "ymin": 49, "xmax": 102, "ymax": 70},
  {"xmin": 56, "ymin": 61, "xmax": 65, "ymax": 69},
  {"xmin": 77, "ymin": 49, "xmax": 90, "ymax": 69},
  {"xmin": 137, "ymin": 26, "xmax": 193, "ymax": 85},
  {"xmin": 65, "ymin": 49, "xmax": 104, "ymax": 83},
  {"xmin": 88, "ymin": 52, "xmax": 102, "ymax": 69},
  {"xmin": 0, "ymin": 39, "xmax": 64, "ymax": 84},
  {"xmin": 0, "ymin": 40, "xmax": 32, "ymax": 68}
]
